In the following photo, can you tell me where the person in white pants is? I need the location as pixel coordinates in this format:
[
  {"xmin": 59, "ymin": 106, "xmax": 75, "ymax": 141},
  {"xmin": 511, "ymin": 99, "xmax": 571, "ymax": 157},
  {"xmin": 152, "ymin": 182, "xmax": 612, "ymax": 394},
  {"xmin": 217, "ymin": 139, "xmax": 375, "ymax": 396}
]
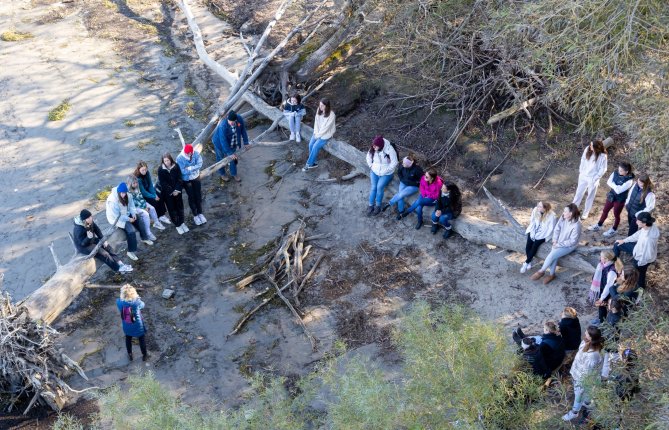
[{"xmin": 572, "ymin": 140, "xmax": 608, "ymax": 220}]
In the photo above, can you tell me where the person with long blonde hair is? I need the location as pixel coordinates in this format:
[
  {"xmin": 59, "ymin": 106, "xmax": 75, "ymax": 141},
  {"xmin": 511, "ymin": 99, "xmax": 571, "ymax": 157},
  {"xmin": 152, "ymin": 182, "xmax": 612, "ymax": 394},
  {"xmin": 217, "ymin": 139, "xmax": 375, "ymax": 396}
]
[
  {"xmin": 521, "ymin": 201, "xmax": 557, "ymax": 273},
  {"xmin": 117, "ymin": 285, "xmax": 148, "ymax": 362}
]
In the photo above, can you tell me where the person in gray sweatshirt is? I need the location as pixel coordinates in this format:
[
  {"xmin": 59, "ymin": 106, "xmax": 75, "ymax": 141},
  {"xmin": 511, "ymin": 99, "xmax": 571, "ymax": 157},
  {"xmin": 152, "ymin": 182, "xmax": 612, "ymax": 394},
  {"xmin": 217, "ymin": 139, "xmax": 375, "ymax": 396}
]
[{"xmin": 531, "ymin": 203, "xmax": 582, "ymax": 284}]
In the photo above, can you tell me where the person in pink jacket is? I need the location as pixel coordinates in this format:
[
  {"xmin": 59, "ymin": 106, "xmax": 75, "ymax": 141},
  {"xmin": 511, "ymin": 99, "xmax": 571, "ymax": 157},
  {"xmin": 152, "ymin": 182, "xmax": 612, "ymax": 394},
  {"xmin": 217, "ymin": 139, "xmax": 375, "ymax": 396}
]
[{"xmin": 398, "ymin": 169, "xmax": 443, "ymax": 229}]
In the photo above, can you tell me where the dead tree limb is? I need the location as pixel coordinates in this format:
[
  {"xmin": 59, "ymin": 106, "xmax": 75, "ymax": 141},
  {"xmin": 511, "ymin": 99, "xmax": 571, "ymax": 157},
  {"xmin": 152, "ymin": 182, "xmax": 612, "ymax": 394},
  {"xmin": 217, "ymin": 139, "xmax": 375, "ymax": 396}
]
[{"xmin": 482, "ymin": 186, "xmax": 524, "ymax": 234}]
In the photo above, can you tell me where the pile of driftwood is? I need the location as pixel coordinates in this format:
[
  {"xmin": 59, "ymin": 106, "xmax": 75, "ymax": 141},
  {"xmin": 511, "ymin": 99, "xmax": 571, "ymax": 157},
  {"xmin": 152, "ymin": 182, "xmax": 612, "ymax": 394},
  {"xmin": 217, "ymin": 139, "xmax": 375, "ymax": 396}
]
[
  {"xmin": 227, "ymin": 225, "xmax": 325, "ymax": 351},
  {"xmin": 0, "ymin": 286, "xmax": 92, "ymax": 415}
]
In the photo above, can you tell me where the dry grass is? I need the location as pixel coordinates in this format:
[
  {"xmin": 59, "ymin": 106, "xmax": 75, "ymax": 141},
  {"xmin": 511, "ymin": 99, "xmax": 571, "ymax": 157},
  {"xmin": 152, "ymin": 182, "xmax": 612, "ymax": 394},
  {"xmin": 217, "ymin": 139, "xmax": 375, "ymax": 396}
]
[
  {"xmin": 1, "ymin": 29, "xmax": 34, "ymax": 42},
  {"xmin": 47, "ymin": 99, "xmax": 71, "ymax": 121}
]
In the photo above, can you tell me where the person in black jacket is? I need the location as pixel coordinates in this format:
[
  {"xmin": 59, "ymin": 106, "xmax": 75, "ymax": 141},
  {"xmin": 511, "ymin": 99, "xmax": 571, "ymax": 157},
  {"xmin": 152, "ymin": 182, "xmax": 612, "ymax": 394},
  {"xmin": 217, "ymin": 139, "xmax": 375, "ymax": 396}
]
[
  {"xmin": 430, "ymin": 182, "xmax": 462, "ymax": 239},
  {"xmin": 521, "ymin": 337, "xmax": 551, "ymax": 379},
  {"xmin": 512, "ymin": 321, "xmax": 565, "ymax": 373},
  {"xmin": 383, "ymin": 154, "xmax": 423, "ymax": 214},
  {"xmin": 158, "ymin": 153, "xmax": 187, "ymax": 234},
  {"xmin": 559, "ymin": 307, "xmax": 582, "ymax": 352},
  {"xmin": 72, "ymin": 209, "xmax": 132, "ymax": 273}
]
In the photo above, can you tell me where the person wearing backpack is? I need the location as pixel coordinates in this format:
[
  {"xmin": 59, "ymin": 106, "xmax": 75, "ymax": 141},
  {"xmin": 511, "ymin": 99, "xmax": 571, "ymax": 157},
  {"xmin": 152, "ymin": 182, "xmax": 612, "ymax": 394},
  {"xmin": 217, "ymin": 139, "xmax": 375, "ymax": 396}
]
[
  {"xmin": 430, "ymin": 182, "xmax": 462, "ymax": 239},
  {"xmin": 116, "ymin": 285, "xmax": 149, "ymax": 362},
  {"xmin": 366, "ymin": 135, "xmax": 398, "ymax": 216}
]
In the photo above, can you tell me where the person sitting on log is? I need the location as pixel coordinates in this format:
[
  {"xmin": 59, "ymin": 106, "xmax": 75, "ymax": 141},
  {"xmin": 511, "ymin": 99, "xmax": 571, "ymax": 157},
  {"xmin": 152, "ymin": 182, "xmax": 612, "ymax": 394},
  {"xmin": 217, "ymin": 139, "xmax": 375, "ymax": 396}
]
[
  {"xmin": 513, "ymin": 321, "xmax": 566, "ymax": 374},
  {"xmin": 134, "ymin": 160, "xmax": 171, "ymax": 227},
  {"xmin": 106, "ymin": 182, "xmax": 153, "ymax": 262},
  {"xmin": 282, "ymin": 93, "xmax": 306, "ymax": 142},
  {"xmin": 588, "ymin": 251, "xmax": 620, "ymax": 325},
  {"xmin": 302, "ymin": 98, "xmax": 336, "ymax": 172},
  {"xmin": 613, "ymin": 212, "xmax": 659, "ymax": 290},
  {"xmin": 127, "ymin": 175, "xmax": 162, "ymax": 238},
  {"xmin": 398, "ymin": 169, "xmax": 443, "ymax": 230},
  {"xmin": 572, "ymin": 139, "xmax": 608, "ymax": 220},
  {"xmin": 177, "ymin": 144, "xmax": 206, "ymax": 226},
  {"xmin": 559, "ymin": 307, "xmax": 582, "ymax": 353},
  {"xmin": 430, "ymin": 182, "xmax": 462, "ymax": 239},
  {"xmin": 158, "ymin": 152, "xmax": 188, "ymax": 235},
  {"xmin": 213, "ymin": 110, "xmax": 249, "ymax": 183},
  {"xmin": 530, "ymin": 203, "xmax": 582, "ymax": 285},
  {"xmin": 588, "ymin": 162, "xmax": 634, "ymax": 237},
  {"xmin": 117, "ymin": 284, "xmax": 149, "ymax": 362},
  {"xmin": 625, "ymin": 173, "xmax": 655, "ymax": 236},
  {"xmin": 73, "ymin": 209, "xmax": 132, "ymax": 273},
  {"xmin": 366, "ymin": 135, "xmax": 398, "ymax": 216},
  {"xmin": 521, "ymin": 201, "xmax": 557, "ymax": 274},
  {"xmin": 384, "ymin": 154, "xmax": 423, "ymax": 215}
]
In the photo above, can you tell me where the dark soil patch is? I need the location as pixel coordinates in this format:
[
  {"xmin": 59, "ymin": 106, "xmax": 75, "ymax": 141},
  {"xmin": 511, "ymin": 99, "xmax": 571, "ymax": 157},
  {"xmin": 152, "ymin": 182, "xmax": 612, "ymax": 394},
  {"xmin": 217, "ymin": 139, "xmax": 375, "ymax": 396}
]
[{"xmin": 0, "ymin": 398, "xmax": 98, "ymax": 430}]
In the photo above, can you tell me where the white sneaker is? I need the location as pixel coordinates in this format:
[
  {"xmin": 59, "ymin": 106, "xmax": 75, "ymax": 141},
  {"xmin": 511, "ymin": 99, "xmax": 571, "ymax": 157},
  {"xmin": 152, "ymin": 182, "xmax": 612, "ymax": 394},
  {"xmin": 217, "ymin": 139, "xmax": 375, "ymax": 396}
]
[
  {"xmin": 587, "ymin": 223, "xmax": 601, "ymax": 231},
  {"xmin": 562, "ymin": 410, "xmax": 579, "ymax": 421},
  {"xmin": 180, "ymin": 223, "xmax": 189, "ymax": 233},
  {"xmin": 119, "ymin": 264, "xmax": 133, "ymax": 273},
  {"xmin": 176, "ymin": 225, "xmax": 184, "ymax": 235},
  {"xmin": 198, "ymin": 214, "xmax": 207, "ymax": 224},
  {"xmin": 289, "ymin": 133, "xmax": 295, "ymax": 141},
  {"xmin": 296, "ymin": 132, "xmax": 301, "ymax": 142},
  {"xmin": 159, "ymin": 215, "xmax": 172, "ymax": 225},
  {"xmin": 126, "ymin": 252, "xmax": 138, "ymax": 261},
  {"xmin": 148, "ymin": 233, "xmax": 157, "ymax": 241},
  {"xmin": 141, "ymin": 239, "xmax": 154, "ymax": 246},
  {"xmin": 581, "ymin": 212, "xmax": 589, "ymax": 220},
  {"xmin": 603, "ymin": 227, "xmax": 617, "ymax": 237},
  {"xmin": 193, "ymin": 215, "xmax": 202, "ymax": 226},
  {"xmin": 520, "ymin": 262, "xmax": 528, "ymax": 274},
  {"xmin": 153, "ymin": 221, "xmax": 166, "ymax": 230}
]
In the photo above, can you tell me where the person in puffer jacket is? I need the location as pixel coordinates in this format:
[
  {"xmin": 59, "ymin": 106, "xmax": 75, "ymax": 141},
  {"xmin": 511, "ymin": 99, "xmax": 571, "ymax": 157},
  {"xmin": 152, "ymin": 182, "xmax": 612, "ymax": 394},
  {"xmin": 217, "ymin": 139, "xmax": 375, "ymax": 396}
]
[
  {"xmin": 398, "ymin": 169, "xmax": 443, "ymax": 230},
  {"xmin": 366, "ymin": 135, "xmax": 398, "ymax": 216},
  {"xmin": 176, "ymin": 144, "xmax": 206, "ymax": 226},
  {"xmin": 117, "ymin": 285, "xmax": 149, "ymax": 362},
  {"xmin": 521, "ymin": 201, "xmax": 556, "ymax": 274},
  {"xmin": 531, "ymin": 203, "xmax": 582, "ymax": 285},
  {"xmin": 588, "ymin": 162, "xmax": 634, "ymax": 237},
  {"xmin": 562, "ymin": 326, "xmax": 604, "ymax": 422},
  {"xmin": 106, "ymin": 182, "xmax": 152, "ymax": 262}
]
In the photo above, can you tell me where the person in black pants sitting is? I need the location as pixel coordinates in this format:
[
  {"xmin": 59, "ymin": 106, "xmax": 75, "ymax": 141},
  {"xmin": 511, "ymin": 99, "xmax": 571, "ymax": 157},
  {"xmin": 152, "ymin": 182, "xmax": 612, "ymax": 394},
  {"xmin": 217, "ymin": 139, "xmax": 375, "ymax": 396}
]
[
  {"xmin": 72, "ymin": 209, "xmax": 132, "ymax": 273},
  {"xmin": 513, "ymin": 321, "xmax": 566, "ymax": 373}
]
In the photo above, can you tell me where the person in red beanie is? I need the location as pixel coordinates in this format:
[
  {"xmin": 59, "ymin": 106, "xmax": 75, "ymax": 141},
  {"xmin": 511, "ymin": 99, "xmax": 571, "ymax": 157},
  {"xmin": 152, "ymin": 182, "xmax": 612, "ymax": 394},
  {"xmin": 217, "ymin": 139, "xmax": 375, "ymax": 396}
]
[
  {"xmin": 366, "ymin": 135, "xmax": 398, "ymax": 216},
  {"xmin": 177, "ymin": 144, "xmax": 206, "ymax": 226}
]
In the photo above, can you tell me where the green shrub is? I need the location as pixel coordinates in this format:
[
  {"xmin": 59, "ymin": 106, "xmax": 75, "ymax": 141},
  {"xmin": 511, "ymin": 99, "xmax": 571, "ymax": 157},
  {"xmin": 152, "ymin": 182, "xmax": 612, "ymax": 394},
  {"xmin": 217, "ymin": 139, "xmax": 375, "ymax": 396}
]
[{"xmin": 48, "ymin": 99, "xmax": 71, "ymax": 121}]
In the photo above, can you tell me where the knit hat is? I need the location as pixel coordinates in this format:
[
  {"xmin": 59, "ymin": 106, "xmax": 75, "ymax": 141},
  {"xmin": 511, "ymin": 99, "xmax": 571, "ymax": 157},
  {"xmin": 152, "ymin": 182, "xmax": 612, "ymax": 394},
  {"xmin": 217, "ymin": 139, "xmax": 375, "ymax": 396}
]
[
  {"xmin": 227, "ymin": 111, "xmax": 238, "ymax": 121},
  {"xmin": 80, "ymin": 209, "xmax": 92, "ymax": 220},
  {"xmin": 636, "ymin": 212, "xmax": 655, "ymax": 226},
  {"xmin": 184, "ymin": 144, "xmax": 194, "ymax": 154},
  {"xmin": 117, "ymin": 182, "xmax": 128, "ymax": 193},
  {"xmin": 373, "ymin": 135, "xmax": 384, "ymax": 149}
]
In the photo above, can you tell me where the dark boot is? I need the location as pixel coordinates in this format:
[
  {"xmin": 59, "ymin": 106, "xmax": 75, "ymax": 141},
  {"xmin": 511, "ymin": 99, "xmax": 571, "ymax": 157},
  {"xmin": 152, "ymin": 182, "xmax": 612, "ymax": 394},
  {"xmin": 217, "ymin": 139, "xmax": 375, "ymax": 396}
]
[
  {"xmin": 142, "ymin": 354, "xmax": 150, "ymax": 362},
  {"xmin": 512, "ymin": 329, "xmax": 523, "ymax": 346},
  {"xmin": 516, "ymin": 327, "xmax": 526, "ymax": 339},
  {"xmin": 442, "ymin": 228, "xmax": 452, "ymax": 239},
  {"xmin": 366, "ymin": 205, "xmax": 374, "ymax": 217},
  {"xmin": 415, "ymin": 219, "xmax": 423, "ymax": 230},
  {"xmin": 128, "ymin": 353, "xmax": 134, "ymax": 362},
  {"xmin": 372, "ymin": 205, "xmax": 381, "ymax": 216},
  {"xmin": 396, "ymin": 210, "xmax": 408, "ymax": 221},
  {"xmin": 431, "ymin": 223, "xmax": 439, "ymax": 234},
  {"xmin": 381, "ymin": 203, "xmax": 391, "ymax": 212}
]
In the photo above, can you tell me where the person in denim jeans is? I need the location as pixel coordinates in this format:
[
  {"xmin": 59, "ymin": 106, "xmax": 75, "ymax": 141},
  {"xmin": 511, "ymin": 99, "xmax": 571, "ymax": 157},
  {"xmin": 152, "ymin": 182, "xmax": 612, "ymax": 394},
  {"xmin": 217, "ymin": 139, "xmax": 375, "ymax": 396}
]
[
  {"xmin": 303, "ymin": 99, "xmax": 336, "ymax": 171},
  {"xmin": 282, "ymin": 94, "xmax": 306, "ymax": 142},
  {"xmin": 105, "ymin": 182, "xmax": 152, "ymax": 262},
  {"xmin": 430, "ymin": 182, "xmax": 462, "ymax": 239},
  {"xmin": 366, "ymin": 135, "xmax": 398, "ymax": 216},
  {"xmin": 212, "ymin": 111, "xmax": 250, "ymax": 183},
  {"xmin": 399, "ymin": 169, "xmax": 443, "ymax": 230},
  {"xmin": 384, "ymin": 154, "xmax": 423, "ymax": 214},
  {"xmin": 531, "ymin": 203, "xmax": 582, "ymax": 285}
]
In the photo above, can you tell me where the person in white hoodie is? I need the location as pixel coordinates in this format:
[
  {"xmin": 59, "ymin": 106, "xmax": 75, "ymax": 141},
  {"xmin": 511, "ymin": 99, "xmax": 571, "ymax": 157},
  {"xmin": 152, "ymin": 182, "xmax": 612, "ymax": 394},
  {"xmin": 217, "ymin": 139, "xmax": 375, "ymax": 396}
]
[
  {"xmin": 106, "ymin": 182, "xmax": 153, "ymax": 261},
  {"xmin": 366, "ymin": 135, "xmax": 398, "ymax": 216},
  {"xmin": 521, "ymin": 201, "xmax": 557, "ymax": 273},
  {"xmin": 562, "ymin": 326, "xmax": 604, "ymax": 422},
  {"xmin": 531, "ymin": 203, "xmax": 582, "ymax": 284},
  {"xmin": 572, "ymin": 140, "xmax": 608, "ymax": 220},
  {"xmin": 613, "ymin": 212, "xmax": 659, "ymax": 290},
  {"xmin": 303, "ymin": 99, "xmax": 336, "ymax": 171}
]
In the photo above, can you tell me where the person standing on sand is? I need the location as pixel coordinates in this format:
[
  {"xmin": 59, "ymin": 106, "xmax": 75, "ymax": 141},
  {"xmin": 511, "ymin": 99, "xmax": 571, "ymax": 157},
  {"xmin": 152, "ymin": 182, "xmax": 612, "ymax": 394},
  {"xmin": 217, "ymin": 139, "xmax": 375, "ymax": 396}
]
[
  {"xmin": 177, "ymin": 144, "xmax": 207, "ymax": 226},
  {"xmin": 117, "ymin": 285, "xmax": 149, "ymax": 362},
  {"xmin": 134, "ymin": 161, "xmax": 171, "ymax": 227},
  {"xmin": 303, "ymin": 98, "xmax": 336, "ymax": 171},
  {"xmin": 530, "ymin": 203, "xmax": 582, "ymax": 285},
  {"xmin": 588, "ymin": 162, "xmax": 634, "ymax": 237},
  {"xmin": 158, "ymin": 153, "xmax": 188, "ymax": 235},
  {"xmin": 572, "ymin": 140, "xmax": 608, "ymax": 220},
  {"xmin": 73, "ymin": 209, "xmax": 132, "ymax": 273},
  {"xmin": 282, "ymin": 93, "xmax": 306, "ymax": 142},
  {"xmin": 105, "ymin": 182, "xmax": 153, "ymax": 262},
  {"xmin": 613, "ymin": 212, "xmax": 659, "ymax": 291},
  {"xmin": 624, "ymin": 174, "xmax": 655, "ymax": 236},
  {"xmin": 366, "ymin": 135, "xmax": 398, "ymax": 216},
  {"xmin": 562, "ymin": 326, "xmax": 604, "ymax": 422},
  {"xmin": 521, "ymin": 201, "xmax": 557, "ymax": 274},
  {"xmin": 212, "ymin": 110, "xmax": 250, "ymax": 183},
  {"xmin": 384, "ymin": 154, "xmax": 423, "ymax": 215}
]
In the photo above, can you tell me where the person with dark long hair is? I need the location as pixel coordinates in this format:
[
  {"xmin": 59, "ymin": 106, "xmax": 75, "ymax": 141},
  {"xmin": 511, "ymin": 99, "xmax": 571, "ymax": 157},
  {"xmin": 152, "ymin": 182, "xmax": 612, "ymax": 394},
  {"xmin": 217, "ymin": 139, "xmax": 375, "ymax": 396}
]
[
  {"xmin": 624, "ymin": 173, "xmax": 655, "ymax": 235},
  {"xmin": 572, "ymin": 140, "xmax": 608, "ymax": 220},
  {"xmin": 530, "ymin": 203, "xmax": 582, "ymax": 284},
  {"xmin": 430, "ymin": 182, "xmax": 462, "ymax": 239},
  {"xmin": 177, "ymin": 144, "xmax": 206, "ymax": 226},
  {"xmin": 303, "ymin": 99, "xmax": 336, "ymax": 171},
  {"xmin": 134, "ymin": 160, "xmax": 170, "ymax": 227},
  {"xmin": 521, "ymin": 201, "xmax": 556, "ymax": 274},
  {"xmin": 105, "ymin": 182, "xmax": 152, "ymax": 262},
  {"xmin": 613, "ymin": 212, "xmax": 659, "ymax": 290},
  {"xmin": 366, "ymin": 135, "xmax": 398, "ymax": 216},
  {"xmin": 282, "ymin": 93, "xmax": 306, "ymax": 142},
  {"xmin": 398, "ymin": 169, "xmax": 443, "ymax": 230},
  {"xmin": 588, "ymin": 162, "xmax": 634, "ymax": 237},
  {"xmin": 158, "ymin": 153, "xmax": 188, "ymax": 234},
  {"xmin": 562, "ymin": 326, "xmax": 604, "ymax": 422}
]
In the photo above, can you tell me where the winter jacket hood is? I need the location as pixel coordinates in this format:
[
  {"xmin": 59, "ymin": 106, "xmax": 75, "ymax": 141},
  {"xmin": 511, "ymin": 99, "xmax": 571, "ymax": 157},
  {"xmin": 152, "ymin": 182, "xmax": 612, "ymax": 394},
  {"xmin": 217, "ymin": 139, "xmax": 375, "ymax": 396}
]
[
  {"xmin": 176, "ymin": 150, "xmax": 203, "ymax": 181},
  {"xmin": 106, "ymin": 186, "xmax": 137, "ymax": 229},
  {"xmin": 366, "ymin": 138, "xmax": 398, "ymax": 177}
]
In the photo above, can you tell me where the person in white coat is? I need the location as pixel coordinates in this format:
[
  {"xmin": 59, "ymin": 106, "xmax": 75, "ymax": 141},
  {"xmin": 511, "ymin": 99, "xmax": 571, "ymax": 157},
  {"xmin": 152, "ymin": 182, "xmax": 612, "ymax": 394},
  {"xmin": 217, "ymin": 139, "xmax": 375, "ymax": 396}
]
[
  {"xmin": 521, "ymin": 201, "xmax": 557, "ymax": 273},
  {"xmin": 613, "ymin": 212, "xmax": 659, "ymax": 290},
  {"xmin": 562, "ymin": 326, "xmax": 604, "ymax": 422},
  {"xmin": 106, "ymin": 182, "xmax": 152, "ymax": 261},
  {"xmin": 366, "ymin": 135, "xmax": 398, "ymax": 216},
  {"xmin": 303, "ymin": 99, "xmax": 336, "ymax": 171},
  {"xmin": 572, "ymin": 140, "xmax": 608, "ymax": 219}
]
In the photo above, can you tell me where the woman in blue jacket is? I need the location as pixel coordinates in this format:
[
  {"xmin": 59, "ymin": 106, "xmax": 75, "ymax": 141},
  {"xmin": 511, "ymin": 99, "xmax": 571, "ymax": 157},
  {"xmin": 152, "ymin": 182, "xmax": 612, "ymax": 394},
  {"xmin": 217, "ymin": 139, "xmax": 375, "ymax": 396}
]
[
  {"xmin": 117, "ymin": 285, "xmax": 148, "ymax": 362},
  {"xmin": 212, "ymin": 111, "xmax": 250, "ymax": 182},
  {"xmin": 134, "ymin": 161, "xmax": 170, "ymax": 226}
]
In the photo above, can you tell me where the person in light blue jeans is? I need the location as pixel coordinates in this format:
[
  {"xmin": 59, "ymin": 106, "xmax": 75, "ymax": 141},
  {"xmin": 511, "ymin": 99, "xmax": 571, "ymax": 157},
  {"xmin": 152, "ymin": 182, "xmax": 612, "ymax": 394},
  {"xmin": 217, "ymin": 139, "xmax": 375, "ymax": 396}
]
[
  {"xmin": 385, "ymin": 154, "xmax": 423, "ymax": 214},
  {"xmin": 366, "ymin": 135, "xmax": 398, "ymax": 216},
  {"xmin": 531, "ymin": 203, "xmax": 583, "ymax": 285},
  {"xmin": 303, "ymin": 99, "xmax": 336, "ymax": 171}
]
